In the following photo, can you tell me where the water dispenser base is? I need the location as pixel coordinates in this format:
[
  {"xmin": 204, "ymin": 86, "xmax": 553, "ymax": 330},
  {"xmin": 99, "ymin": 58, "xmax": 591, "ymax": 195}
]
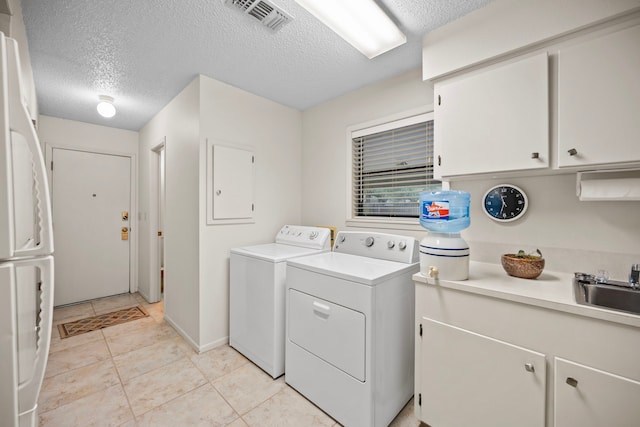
[{"xmin": 419, "ymin": 233, "xmax": 470, "ymax": 281}]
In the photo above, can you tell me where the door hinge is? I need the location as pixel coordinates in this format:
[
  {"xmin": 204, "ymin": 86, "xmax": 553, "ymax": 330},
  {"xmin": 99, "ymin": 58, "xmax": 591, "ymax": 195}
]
[
  {"xmin": 419, "ymin": 323, "xmax": 423, "ymax": 337},
  {"xmin": 418, "ymin": 393, "xmax": 422, "ymax": 406}
]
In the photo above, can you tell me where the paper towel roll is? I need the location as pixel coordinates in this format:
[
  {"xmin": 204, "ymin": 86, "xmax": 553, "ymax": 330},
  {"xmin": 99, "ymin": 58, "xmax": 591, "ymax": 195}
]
[{"xmin": 578, "ymin": 178, "xmax": 640, "ymax": 201}]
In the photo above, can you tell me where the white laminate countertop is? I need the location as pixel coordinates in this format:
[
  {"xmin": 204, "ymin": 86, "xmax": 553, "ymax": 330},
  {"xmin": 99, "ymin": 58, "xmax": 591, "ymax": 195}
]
[{"xmin": 413, "ymin": 261, "xmax": 640, "ymax": 328}]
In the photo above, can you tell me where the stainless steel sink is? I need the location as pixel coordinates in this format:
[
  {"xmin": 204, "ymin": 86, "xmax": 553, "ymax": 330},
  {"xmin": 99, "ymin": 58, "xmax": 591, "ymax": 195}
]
[{"xmin": 573, "ymin": 273, "xmax": 640, "ymax": 316}]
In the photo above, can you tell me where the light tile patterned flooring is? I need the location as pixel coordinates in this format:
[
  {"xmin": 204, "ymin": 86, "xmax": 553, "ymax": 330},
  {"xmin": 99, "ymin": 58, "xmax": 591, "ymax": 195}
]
[{"xmin": 40, "ymin": 293, "xmax": 421, "ymax": 426}]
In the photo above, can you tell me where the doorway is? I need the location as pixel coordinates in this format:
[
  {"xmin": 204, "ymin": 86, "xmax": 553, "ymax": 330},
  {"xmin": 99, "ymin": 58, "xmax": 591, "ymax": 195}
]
[
  {"xmin": 149, "ymin": 140, "xmax": 165, "ymax": 303},
  {"xmin": 51, "ymin": 148, "xmax": 132, "ymax": 306}
]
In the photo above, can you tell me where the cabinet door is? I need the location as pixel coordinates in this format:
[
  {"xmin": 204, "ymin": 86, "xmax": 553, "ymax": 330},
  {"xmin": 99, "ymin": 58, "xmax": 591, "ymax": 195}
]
[
  {"xmin": 555, "ymin": 358, "xmax": 640, "ymax": 427},
  {"xmin": 207, "ymin": 144, "xmax": 254, "ymax": 222},
  {"xmin": 417, "ymin": 318, "xmax": 546, "ymax": 427},
  {"xmin": 557, "ymin": 24, "xmax": 640, "ymax": 167},
  {"xmin": 434, "ymin": 52, "xmax": 549, "ymax": 178}
]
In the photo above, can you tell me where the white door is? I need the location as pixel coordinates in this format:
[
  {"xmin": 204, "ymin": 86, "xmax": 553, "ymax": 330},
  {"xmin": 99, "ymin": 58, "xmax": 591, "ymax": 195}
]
[{"xmin": 52, "ymin": 148, "xmax": 131, "ymax": 306}]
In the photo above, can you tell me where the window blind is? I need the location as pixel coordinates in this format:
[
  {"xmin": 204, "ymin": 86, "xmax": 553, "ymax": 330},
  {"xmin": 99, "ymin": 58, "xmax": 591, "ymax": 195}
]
[{"xmin": 352, "ymin": 118, "xmax": 439, "ymax": 218}]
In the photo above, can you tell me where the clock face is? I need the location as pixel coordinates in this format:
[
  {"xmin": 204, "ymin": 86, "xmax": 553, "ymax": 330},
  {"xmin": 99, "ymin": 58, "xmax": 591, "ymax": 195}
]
[{"xmin": 483, "ymin": 185, "xmax": 528, "ymax": 222}]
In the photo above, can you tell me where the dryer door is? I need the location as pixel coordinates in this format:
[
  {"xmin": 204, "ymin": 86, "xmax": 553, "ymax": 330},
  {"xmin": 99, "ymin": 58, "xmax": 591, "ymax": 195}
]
[{"xmin": 288, "ymin": 289, "xmax": 366, "ymax": 381}]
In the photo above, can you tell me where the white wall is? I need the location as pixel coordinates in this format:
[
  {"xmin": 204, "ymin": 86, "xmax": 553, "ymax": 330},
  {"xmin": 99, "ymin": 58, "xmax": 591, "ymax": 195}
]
[
  {"xmin": 453, "ymin": 176, "xmax": 640, "ymax": 281},
  {"xmin": 300, "ymin": 69, "xmax": 640, "ymax": 281},
  {"xmin": 138, "ymin": 79, "xmax": 201, "ymax": 347},
  {"xmin": 39, "ymin": 116, "xmax": 138, "ymax": 154},
  {"xmin": 301, "ymin": 68, "xmax": 433, "ymax": 229},
  {"xmin": 138, "ymin": 75, "xmax": 301, "ymax": 351},
  {"xmin": 197, "ymin": 76, "xmax": 302, "ymax": 350}
]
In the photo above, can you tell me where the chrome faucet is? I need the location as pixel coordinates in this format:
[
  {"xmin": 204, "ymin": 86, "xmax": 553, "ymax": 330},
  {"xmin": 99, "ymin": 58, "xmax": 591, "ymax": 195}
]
[{"xmin": 630, "ymin": 264, "xmax": 640, "ymax": 289}]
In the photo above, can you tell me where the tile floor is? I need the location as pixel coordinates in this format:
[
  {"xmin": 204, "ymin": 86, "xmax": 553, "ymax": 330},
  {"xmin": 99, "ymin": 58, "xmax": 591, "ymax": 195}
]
[{"xmin": 39, "ymin": 293, "xmax": 422, "ymax": 426}]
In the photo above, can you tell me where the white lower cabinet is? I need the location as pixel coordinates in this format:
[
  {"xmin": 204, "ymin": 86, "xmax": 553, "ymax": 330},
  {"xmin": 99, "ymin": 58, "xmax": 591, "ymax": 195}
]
[
  {"xmin": 554, "ymin": 358, "xmax": 640, "ymax": 427},
  {"xmin": 414, "ymin": 276, "xmax": 640, "ymax": 426},
  {"xmin": 417, "ymin": 318, "xmax": 546, "ymax": 427}
]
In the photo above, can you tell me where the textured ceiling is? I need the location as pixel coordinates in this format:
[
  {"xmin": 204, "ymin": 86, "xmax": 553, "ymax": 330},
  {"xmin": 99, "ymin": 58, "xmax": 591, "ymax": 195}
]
[{"xmin": 21, "ymin": 0, "xmax": 492, "ymax": 131}]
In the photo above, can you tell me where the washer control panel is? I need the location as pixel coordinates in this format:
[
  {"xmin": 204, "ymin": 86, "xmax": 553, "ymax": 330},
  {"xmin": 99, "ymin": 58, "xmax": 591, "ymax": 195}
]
[
  {"xmin": 275, "ymin": 225, "xmax": 331, "ymax": 250},
  {"xmin": 333, "ymin": 231, "xmax": 418, "ymax": 263}
]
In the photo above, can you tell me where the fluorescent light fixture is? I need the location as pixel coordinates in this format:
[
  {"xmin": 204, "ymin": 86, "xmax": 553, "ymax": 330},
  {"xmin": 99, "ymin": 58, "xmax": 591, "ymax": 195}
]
[
  {"xmin": 295, "ymin": 0, "xmax": 406, "ymax": 59},
  {"xmin": 97, "ymin": 95, "xmax": 116, "ymax": 118}
]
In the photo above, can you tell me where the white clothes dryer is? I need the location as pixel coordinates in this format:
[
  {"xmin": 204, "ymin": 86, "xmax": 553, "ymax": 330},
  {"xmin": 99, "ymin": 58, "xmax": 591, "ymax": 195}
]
[
  {"xmin": 285, "ymin": 231, "xmax": 419, "ymax": 427},
  {"xmin": 230, "ymin": 225, "xmax": 331, "ymax": 378}
]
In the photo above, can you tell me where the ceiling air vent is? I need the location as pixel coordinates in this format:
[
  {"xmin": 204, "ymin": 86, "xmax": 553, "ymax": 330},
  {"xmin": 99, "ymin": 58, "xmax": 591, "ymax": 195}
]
[{"xmin": 225, "ymin": 0, "xmax": 293, "ymax": 32}]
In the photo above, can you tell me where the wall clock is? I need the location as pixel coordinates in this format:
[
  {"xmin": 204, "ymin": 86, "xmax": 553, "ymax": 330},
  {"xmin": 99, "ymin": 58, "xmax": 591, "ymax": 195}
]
[{"xmin": 483, "ymin": 184, "xmax": 528, "ymax": 222}]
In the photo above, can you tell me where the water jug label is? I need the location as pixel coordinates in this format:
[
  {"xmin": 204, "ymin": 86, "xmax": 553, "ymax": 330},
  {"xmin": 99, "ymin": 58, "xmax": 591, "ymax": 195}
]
[{"xmin": 422, "ymin": 200, "xmax": 450, "ymax": 220}]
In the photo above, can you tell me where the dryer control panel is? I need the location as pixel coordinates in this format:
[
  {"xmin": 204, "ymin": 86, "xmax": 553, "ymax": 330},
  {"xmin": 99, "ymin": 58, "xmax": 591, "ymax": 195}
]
[{"xmin": 333, "ymin": 231, "xmax": 418, "ymax": 264}]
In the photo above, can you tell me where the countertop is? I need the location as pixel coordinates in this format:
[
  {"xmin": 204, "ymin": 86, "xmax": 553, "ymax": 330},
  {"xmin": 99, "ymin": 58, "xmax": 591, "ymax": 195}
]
[{"xmin": 413, "ymin": 261, "xmax": 640, "ymax": 328}]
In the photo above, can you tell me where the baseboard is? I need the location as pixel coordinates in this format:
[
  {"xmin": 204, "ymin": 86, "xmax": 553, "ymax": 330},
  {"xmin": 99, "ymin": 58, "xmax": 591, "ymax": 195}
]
[
  {"xmin": 198, "ymin": 336, "xmax": 229, "ymax": 353},
  {"xmin": 136, "ymin": 288, "xmax": 151, "ymax": 303},
  {"xmin": 164, "ymin": 314, "xmax": 229, "ymax": 353},
  {"xmin": 163, "ymin": 314, "xmax": 199, "ymax": 352}
]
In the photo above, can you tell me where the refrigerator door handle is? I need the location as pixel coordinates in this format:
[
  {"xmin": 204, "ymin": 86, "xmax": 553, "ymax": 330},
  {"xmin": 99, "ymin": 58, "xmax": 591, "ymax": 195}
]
[
  {"xmin": 16, "ymin": 255, "xmax": 53, "ymax": 418},
  {"xmin": 6, "ymin": 38, "xmax": 53, "ymax": 258}
]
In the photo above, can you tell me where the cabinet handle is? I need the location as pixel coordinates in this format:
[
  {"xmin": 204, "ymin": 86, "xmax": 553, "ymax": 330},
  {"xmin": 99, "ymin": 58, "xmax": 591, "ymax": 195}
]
[
  {"xmin": 566, "ymin": 377, "xmax": 578, "ymax": 387},
  {"xmin": 524, "ymin": 363, "xmax": 535, "ymax": 373},
  {"xmin": 567, "ymin": 148, "xmax": 578, "ymax": 156},
  {"xmin": 438, "ymin": 155, "xmax": 441, "ymax": 166},
  {"xmin": 531, "ymin": 152, "xmax": 539, "ymax": 159}
]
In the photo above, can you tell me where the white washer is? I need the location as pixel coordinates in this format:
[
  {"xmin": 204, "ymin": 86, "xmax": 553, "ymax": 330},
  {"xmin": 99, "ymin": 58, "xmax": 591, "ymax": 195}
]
[
  {"xmin": 230, "ymin": 225, "xmax": 331, "ymax": 378},
  {"xmin": 285, "ymin": 231, "xmax": 419, "ymax": 427}
]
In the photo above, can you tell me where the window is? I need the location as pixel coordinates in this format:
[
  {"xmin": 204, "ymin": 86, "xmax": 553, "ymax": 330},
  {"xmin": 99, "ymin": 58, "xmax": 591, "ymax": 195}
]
[{"xmin": 350, "ymin": 112, "xmax": 440, "ymax": 221}]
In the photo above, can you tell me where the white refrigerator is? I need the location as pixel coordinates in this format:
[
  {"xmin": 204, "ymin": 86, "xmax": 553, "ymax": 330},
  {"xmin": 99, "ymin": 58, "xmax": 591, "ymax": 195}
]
[{"xmin": 0, "ymin": 33, "xmax": 55, "ymax": 426}]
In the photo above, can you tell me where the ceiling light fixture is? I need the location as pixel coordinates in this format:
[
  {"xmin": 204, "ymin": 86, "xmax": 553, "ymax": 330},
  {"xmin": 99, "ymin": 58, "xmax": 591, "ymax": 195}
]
[
  {"xmin": 294, "ymin": 0, "xmax": 406, "ymax": 59},
  {"xmin": 97, "ymin": 95, "xmax": 116, "ymax": 118}
]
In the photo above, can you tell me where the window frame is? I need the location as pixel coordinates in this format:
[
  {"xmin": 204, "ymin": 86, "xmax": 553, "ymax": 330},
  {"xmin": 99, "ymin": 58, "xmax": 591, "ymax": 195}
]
[{"xmin": 345, "ymin": 106, "xmax": 442, "ymax": 230}]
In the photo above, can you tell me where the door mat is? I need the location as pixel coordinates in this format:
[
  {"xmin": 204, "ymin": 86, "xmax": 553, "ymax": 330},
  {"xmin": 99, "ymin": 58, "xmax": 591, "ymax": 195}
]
[{"xmin": 57, "ymin": 305, "xmax": 149, "ymax": 339}]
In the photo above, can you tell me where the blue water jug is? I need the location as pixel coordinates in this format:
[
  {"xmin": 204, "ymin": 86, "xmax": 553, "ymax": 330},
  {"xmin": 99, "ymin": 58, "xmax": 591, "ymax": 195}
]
[{"xmin": 419, "ymin": 190, "xmax": 470, "ymax": 233}]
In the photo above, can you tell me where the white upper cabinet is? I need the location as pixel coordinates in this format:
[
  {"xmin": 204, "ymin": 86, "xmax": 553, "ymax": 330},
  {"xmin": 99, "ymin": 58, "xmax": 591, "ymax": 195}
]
[
  {"xmin": 434, "ymin": 52, "xmax": 549, "ymax": 178},
  {"xmin": 557, "ymin": 23, "xmax": 640, "ymax": 168}
]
